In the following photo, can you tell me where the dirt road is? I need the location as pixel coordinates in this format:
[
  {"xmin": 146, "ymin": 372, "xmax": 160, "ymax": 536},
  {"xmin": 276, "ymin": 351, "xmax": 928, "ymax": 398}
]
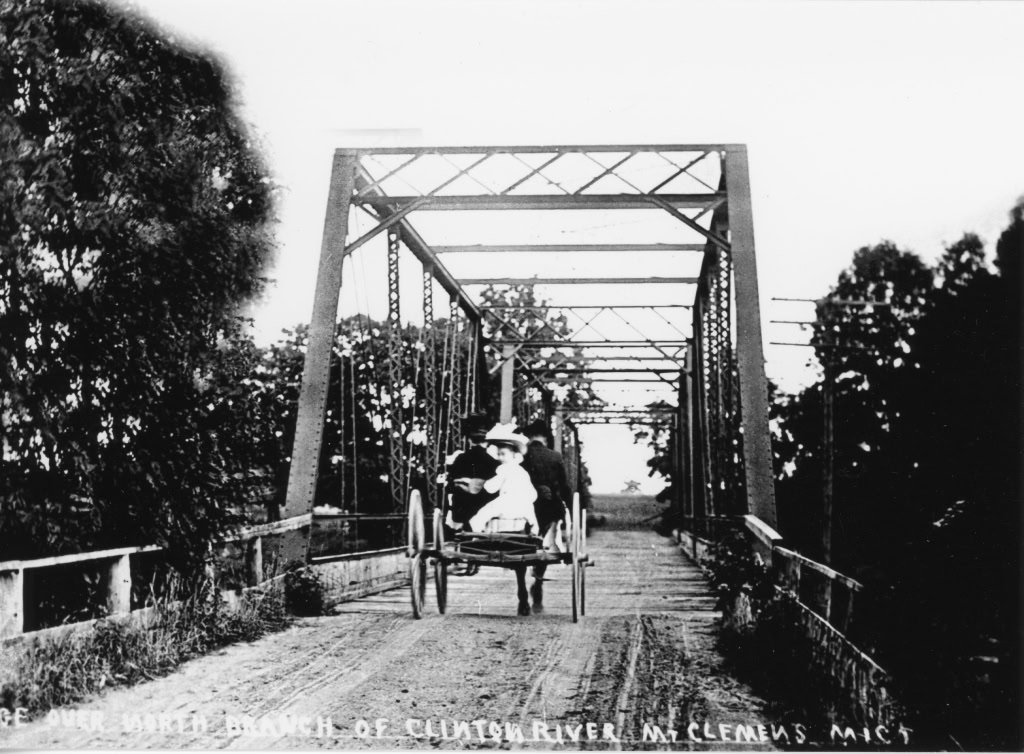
[{"xmin": 0, "ymin": 496, "xmax": 775, "ymax": 750}]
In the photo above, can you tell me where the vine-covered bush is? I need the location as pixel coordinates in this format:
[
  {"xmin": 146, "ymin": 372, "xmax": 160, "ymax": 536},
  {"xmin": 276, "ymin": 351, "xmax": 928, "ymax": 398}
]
[{"xmin": 702, "ymin": 530, "xmax": 776, "ymax": 619}]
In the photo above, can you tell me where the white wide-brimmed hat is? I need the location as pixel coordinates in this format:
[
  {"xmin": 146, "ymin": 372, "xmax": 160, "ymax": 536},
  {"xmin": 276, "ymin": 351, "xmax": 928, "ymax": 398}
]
[{"xmin": 484, "ymin": 424, "xmax": 529, "ymax": 454}]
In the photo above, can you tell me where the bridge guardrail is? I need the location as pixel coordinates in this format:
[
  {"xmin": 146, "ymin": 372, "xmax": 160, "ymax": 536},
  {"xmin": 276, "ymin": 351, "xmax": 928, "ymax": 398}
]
[
  {"xmin": 772, "ymin": 546, "xmax": 862, "ymax": 633},
  {"xmin": 308, "ymin": 512, "xmax": 408, "ymax": 558},
  {"xmin": 0, "ymin": 514, "xmax": 312, "ymax": 642},
  {"xmin": 737, "ymin": 513, "xmax": 864, "ymax": 633},
  {"xmin": 678, "ymin": 513, "xmax": 898, "ymax": 728}
]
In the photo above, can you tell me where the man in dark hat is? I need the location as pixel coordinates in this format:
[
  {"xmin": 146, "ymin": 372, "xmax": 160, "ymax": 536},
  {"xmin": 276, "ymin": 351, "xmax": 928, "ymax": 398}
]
[
  {"xmin": 520, "ymin": 419, "xmax": 573, "ymax": 609},
  {"xmin": 445, "ymin": 412, "xmax": 499, "ymax": 529}
]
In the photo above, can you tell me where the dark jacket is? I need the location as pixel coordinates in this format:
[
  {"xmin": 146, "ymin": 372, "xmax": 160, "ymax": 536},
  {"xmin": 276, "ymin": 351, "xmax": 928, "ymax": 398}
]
[
  {"xmin": 447, "ymin": 445, "xmax": 499, "ymax": 524},
  {"xmin": 523, "ymin": 441, "xmax": 572, "ymax": 529},
  {"xmin": 449, "ymin": 444, "xmax": 499, "ymax": 481}
]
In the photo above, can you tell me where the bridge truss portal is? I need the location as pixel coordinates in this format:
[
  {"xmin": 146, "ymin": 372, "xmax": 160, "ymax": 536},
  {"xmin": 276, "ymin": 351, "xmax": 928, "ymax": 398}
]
[{"xmin": 277, "ymin": 145, "xmax": 777, "ymax": 562}]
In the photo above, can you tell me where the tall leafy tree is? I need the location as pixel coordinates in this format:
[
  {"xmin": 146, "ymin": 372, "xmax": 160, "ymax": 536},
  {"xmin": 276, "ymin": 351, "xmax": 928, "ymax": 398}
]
[
  {"xmin": 630, "ymin": 400, "xmax": 675, "ymax": 486},
  {"xmin": 773, "ymin": 242, "xmax": 934, "ymax": 564},
  {"xmin": 0, "ymin": 0, "xmax": 274, "ymax": 560},
  {"xmin": 251, "ymin": 315, "xmax": 475, "ymax": 520},
  {"xmin": 477, "ymin": 283, "xmax": 599, "ymax": 422},
  {"xmin": 770, "ymin": 211, "xmax": 1021, "ymax": 748}
]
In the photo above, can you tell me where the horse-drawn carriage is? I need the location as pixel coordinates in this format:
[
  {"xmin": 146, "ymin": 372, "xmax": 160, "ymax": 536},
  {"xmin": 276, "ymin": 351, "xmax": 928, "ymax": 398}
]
[{"xmin": 405, "ymin": 490, "xmax": 590, "ymax": 621}]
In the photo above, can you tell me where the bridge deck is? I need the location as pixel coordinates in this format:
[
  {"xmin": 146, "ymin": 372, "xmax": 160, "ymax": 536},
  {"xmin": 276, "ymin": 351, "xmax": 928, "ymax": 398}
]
[{"xmin": 0, "ymin": 496, "xmax": 775, "ymax": 750}]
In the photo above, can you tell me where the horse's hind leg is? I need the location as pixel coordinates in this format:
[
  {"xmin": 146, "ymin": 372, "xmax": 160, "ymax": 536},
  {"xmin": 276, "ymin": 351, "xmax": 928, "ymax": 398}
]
[
  {"xmin": 530, "ymin": 563, "xmax": 545, "ymax": 611},
  {"xmin": 515, "ymin": 566, "xmax": 531, "ymax": 616}
]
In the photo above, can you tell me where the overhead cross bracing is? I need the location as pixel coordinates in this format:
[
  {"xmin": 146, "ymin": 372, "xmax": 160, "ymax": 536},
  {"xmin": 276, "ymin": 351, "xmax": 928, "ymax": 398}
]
[{"xmin": 279, "ymin": 144, "xmax": 778, "ymax": 562}]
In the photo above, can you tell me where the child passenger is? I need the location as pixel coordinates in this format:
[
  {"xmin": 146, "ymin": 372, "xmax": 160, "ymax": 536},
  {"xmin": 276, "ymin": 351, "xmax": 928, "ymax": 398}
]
[{"xmin": 468, "ymin": 426, "xmax": 539, "ymax": 534}]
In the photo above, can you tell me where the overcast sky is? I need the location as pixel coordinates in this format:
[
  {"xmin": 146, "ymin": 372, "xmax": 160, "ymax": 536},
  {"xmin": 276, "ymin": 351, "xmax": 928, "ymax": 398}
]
[{"xmin": 112, "ymin": 0, "xmax": 1023, "ymax": 493}]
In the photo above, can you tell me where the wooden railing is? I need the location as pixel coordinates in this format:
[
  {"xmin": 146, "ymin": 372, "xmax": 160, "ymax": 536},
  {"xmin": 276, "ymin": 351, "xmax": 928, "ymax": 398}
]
[
  {"xmin": 307, "ymin": 512, "xmax": 407, "ymax": 559},
  {"xmin": 773, "ymin": 546, "xmax": 862, "ymax": 632},
  {"xmin": 680, "ymin": 513, "xmax": 897, "ymax": 727},
  {"xmin": 0, "ymin": 514, "xmax": 311, "ymax": 642},
  {"xmin": 739, "ymin": 513, "xmax": 863, "ymax": 632}
]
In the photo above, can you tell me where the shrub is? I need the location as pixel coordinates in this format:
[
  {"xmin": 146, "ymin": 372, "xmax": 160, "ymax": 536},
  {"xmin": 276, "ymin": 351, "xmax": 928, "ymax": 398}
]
[{"xmin": 283, "ymin": 565, "xmax": 327, "ymax": 617}]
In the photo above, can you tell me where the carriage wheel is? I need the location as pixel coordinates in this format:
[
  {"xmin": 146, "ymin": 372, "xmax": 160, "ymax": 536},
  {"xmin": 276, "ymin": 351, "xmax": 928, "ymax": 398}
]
[
  {"xmin": 407, "ymin": 490, "xmax": 425, "ymax": 557},
  {"xmin": 408, "ymin": 491, "xmax": 427, "ymax": 618},
  {"xmin": 571, "ymin": 492, "xmax": 581, "ymax": 623},
  {"xmin": 580, "ymin": 501, "xmax": 587, "ymax": 617},
  {"xmin": 433, "ymin": 510, "xmax": 447, "ymax": 614},
  {"xmin": 410, "ymin": 553, "xmax": 427, "ymax": 619}
]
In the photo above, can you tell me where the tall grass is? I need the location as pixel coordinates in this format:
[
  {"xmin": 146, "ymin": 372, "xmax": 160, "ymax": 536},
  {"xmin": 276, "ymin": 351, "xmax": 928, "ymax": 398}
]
[{"xmin": 0, "ymin": 576, "xmax": 290, "ymax": 717}]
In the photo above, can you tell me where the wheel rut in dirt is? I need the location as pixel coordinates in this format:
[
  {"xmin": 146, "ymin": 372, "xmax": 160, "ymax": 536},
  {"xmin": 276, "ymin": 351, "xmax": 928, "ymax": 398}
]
[{"xmin": 0, "ymin": 495, "xmax": 775, "ymax": 751}]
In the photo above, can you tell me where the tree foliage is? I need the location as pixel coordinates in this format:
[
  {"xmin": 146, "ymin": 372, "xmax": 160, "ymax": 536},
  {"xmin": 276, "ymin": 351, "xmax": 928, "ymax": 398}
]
[
  {"xmin": 772, "ymin": 207, "xmax": 1021, "ymax": 748},
  {"xmin": 0, "ymin": 0, "xmax": 274, "ymax": 561},
  {"xmin": 628, "ymin": 205, "xmax": 1021, "ymax": 745},
  {"xmin": 774, "ymin": 229, "xmax": 1019, "ymax": 570},
  {"xmin": 630, "ymin": 399, "xmax": 675, "ymax": 484},
  {"xmin": 248, "ymin": 289, "xmax": 604, "ymax": 519},
  {"xmin": 773, "ymin": 242, "xmax": 935, "ymax": 562},
  {"xmin": 477, "ymin": 284, "xmax": 599, "ymax": 422},
  {"xmin": 250, "ymin": 316, "xmax": 449, "ymax": 517}
]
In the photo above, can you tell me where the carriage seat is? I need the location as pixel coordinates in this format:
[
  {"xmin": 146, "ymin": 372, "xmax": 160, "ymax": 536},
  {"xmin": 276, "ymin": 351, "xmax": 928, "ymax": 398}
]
[
  {"xmin": 453, "ymin": 517, "xmax": 544, "ymax": 554},
  {"xmin": 483, "ymin": 516, "xmax": 531, "ymax": 534}
]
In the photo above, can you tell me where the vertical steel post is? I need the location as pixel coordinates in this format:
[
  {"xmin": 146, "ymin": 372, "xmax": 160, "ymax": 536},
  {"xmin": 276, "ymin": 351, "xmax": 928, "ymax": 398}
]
[
  {"xmin": 552, "ymin": 409, "xmax": 564, "ymax": 453},
  {"xmin": 449, "ymin": 298, "xmax": 464, "ymax": 451},
  {"xmin": 676, "ymin": 371, "xmax": 687, "ymax": 523},
  {"xmin": 464, "ymin": 315, "xmax": 480, "ymax": 414},
  {"xmin": 704, "ymin": 246, "xmax": 723, "ymax": 516},
  {"xmin": 422, "ymin": 265, "xmax": 437, "ymax": 509},
  {"xmin": 499, "ymin": 344, "xmax": 515, "ymax": 423},
  {"xmin": 693, "ymin": 291, "xmax": 713, "ymax": 523},
  {"xmin": 724, "ymin": 146, "xmax": 778, "ymax": 530},
  {"xmin": 572, "ymin": 425, "xmax": 582, "ymax": 494},
  {"xmin": 460, "ymin": 311, "xmax": 474, "ymax": 422},
  {"xmin": 469, "ymin": 317, "xmax": 485, "ymax": 413},
  {"xmin": 281, "ymin": 152, "xmax": 356, "ymax": 563},
  {"xmin": 387, "ymin": 227, "xmax": 405, "ymax": 512},
  {"xmin": 684, "ymin": 342, "xmax": 696, "ymax": 523}
]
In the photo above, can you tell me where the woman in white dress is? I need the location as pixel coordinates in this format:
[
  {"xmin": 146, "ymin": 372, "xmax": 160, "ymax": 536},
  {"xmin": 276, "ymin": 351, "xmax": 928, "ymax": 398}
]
[{"xmin": 468, "ymin": 427, "xmax": 539, "ymax": 534}]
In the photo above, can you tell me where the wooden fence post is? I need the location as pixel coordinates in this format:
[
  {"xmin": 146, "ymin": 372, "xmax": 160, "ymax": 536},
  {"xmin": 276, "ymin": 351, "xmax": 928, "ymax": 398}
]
[
  {"xmin": 0, "ymin": 568, "xmax": 24, "ymax": 639},
  {"xmin": 778, "ymin": 553, "xmax": 802, "ymax": 594},
  {"xmin": 105, "ymin": 555, "xmax": 132, "ymax": 616},
  {"xmin": 246, "ymin": 537, "xmax": 264, "ymax": 587},
  {"xmin": 819, "ymin": 578, "xmax": 833, "ymax": 622}
]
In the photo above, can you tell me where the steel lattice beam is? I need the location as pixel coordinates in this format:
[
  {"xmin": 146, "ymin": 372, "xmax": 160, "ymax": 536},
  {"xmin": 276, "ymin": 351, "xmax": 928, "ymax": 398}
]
[
  {"xmin": 462, "ymin": 277, "xmax": 698, "ymax": 286},
  {"xmin": 360, "ymin": 195, "xmax": 723, "ymax": 212},
  {"xmin": 343, "ymin": 144, "xmax": 734, "ymax": 155},
  {"xmin": 481, "ymin": 304, "xmax": 692, "ymax": 310},
  {"xmin": 422, "ymin": 264, "xmax": 438, "ymax": 509},
  {"xmin": 386, "ymin": 228, "xmax": 406, "ymax": 512},
  {"xmin": 540, "ymin": 377, "xmax": 677, "ymax": 383},
  {"xmin": 553, "ymin": 355, "xmax": 687, "ymax": 362},
  {"xmin": 353, "ymin": 168, "xmax": 480, "ymax": 320},
  {"xmin": 448, "ymin": 299, "xmax": 464, "ymax": 453},
  {"xmin": 489, "ymin": 340, "xmax": 689, "ymax": 347},
  {"xmin": 434, "ymin": 244, "xmax": 704, "ymax": 254},
  {"xmin": 528, "ymin": 368, "xmax": 679, "ymax": 374}
]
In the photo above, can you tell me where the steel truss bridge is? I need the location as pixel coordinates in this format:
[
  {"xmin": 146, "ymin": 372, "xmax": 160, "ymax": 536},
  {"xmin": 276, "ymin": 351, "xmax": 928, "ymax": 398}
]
[
  {"xmin": 0, "ymin": 145, "xmax": 902, "ymax": 736},
  {"xmin": 276, "ymin": 144, "xmax": 777, "ymax": 562}
]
